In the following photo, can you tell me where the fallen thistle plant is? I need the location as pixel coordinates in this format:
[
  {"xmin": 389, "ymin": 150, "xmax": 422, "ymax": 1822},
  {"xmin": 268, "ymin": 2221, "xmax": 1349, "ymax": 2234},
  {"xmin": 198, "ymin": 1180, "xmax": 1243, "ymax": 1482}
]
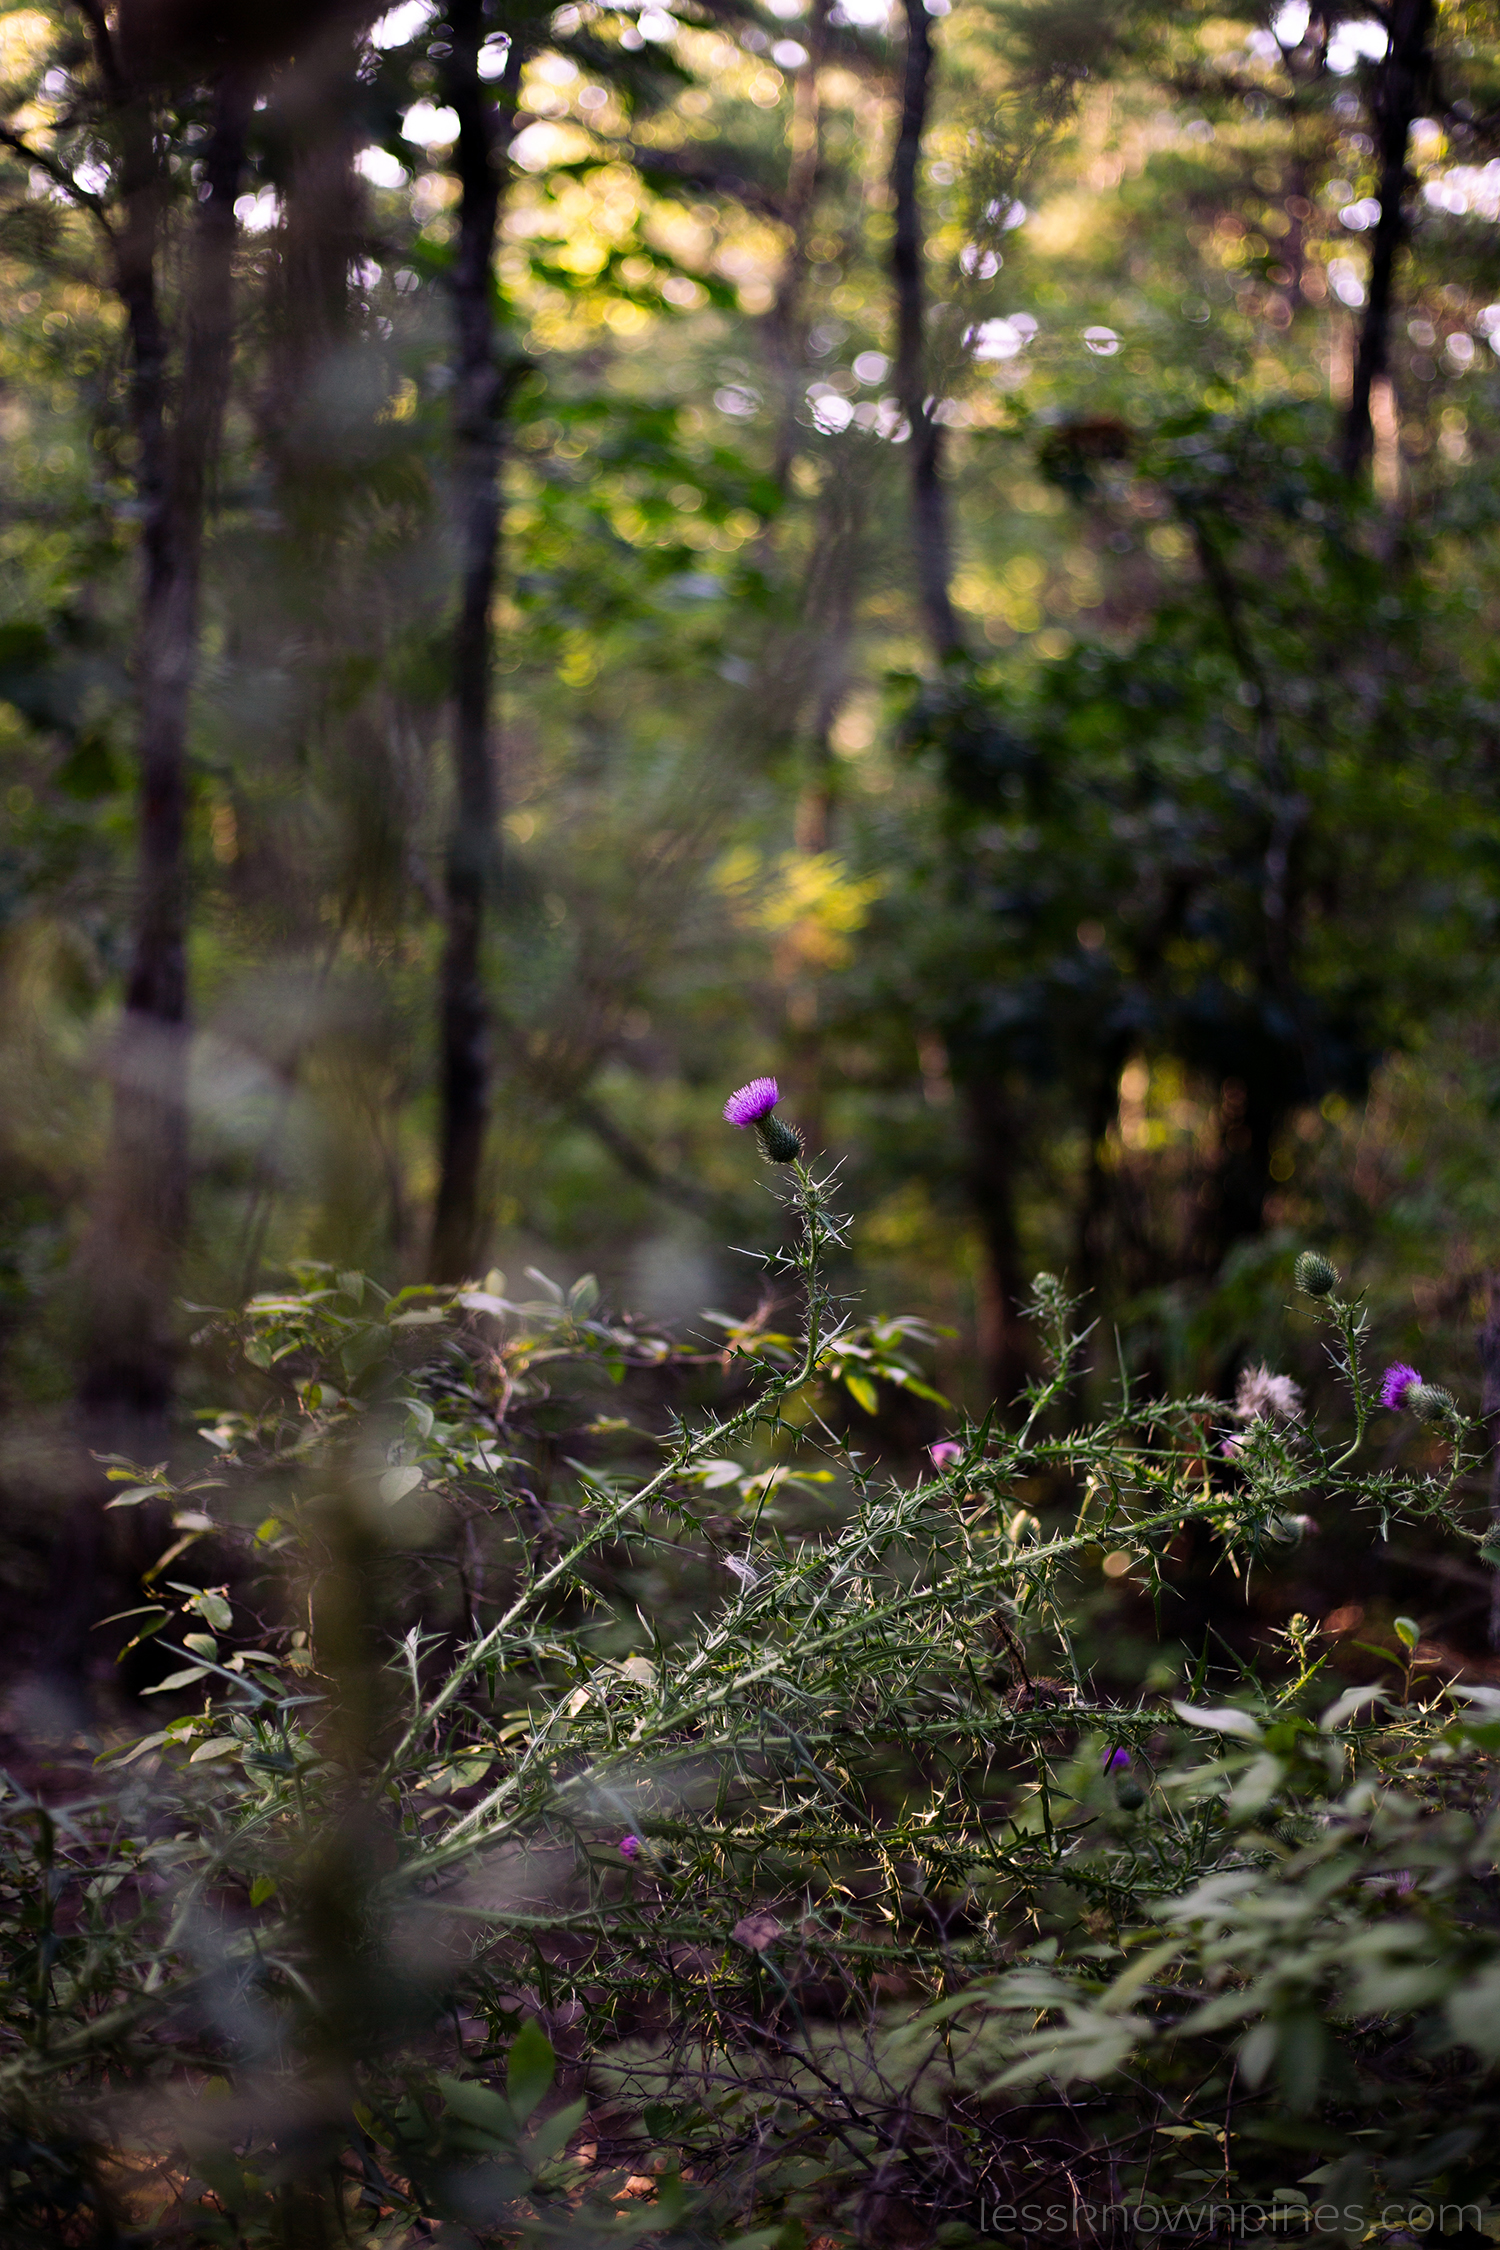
[{"xmin": 1, "ymin": 1132, "xmax": 1498, "ymax": 2244}]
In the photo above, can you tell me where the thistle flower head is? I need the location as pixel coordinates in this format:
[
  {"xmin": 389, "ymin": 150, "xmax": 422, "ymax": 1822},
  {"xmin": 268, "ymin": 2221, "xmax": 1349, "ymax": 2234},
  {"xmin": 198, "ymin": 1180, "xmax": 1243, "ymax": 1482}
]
[
  {"xmin": 1232, "ymin": 1364, "xmax": 1303, "ymax": 1424},
  {"xmin": 1408, "ymin": 1382, "xmax": 1455, "ymax": 1424},
  {"xmin": 1103, "ymin": 1747, "xmax": 1131, "ymax": 1775},
  {"xmin": 929, "ymin": 1440, "xmax": 962, "ymax": 1470},
  {"xmin": 723, "ymin": 1077, "xmax": 780, "ymax": 1128},
  {"xmin": 619, "ymin": 1834, "xmax": 642, "ymax": 1861},
  {"xmin": 1295, "ymin": 1250, "xmax": 1338, "ymax": 1297},
  {"xmin": 723, "ymin": 1077, "xmax": 802, "ymax": 1163},
  {"xmin": 1379, "ymin": 1362, "xmax": 1422, "ymax": 1411},
  {"xmin": 757, "ymin": 1112, "xmax": 803, "ymax": 1163}
]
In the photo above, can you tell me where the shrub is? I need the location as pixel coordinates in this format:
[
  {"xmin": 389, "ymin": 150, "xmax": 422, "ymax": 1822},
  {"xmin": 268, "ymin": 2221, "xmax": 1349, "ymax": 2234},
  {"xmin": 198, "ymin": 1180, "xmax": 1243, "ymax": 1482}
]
[{"xmin": 2, "ymin": 1157, "xmax": 1498, "ymax": 2246}]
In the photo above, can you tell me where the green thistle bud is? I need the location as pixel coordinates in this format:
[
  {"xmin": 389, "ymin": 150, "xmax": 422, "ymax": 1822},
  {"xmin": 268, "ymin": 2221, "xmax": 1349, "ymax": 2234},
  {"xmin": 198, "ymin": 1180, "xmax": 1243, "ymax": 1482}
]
[
  {"xmin": 1408, "ymin": 1383, "xmax": 1455, "ymax": 1424},
  {"xmin": 1294, "ymin": 1251, "xmax": 1338, "ymax": 1297},
  {"xmin": 1116, "ymin": 1778, "xmax": 1147, "ymax": 1812},
  {"xmin": 755, "ymin": 1113, "xmax": 803, "ymax": 1165}
]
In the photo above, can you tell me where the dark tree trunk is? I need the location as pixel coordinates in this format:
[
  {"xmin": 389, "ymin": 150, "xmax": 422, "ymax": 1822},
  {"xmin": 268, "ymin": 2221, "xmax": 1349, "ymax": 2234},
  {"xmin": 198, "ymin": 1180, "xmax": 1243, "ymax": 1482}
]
[
  {"xmin": 1192, "ymin": 1075, "xmax": 1277, "ymax": 1278},
  {"xmin": 430, "ymin": 5, "xmax": 525, "ymax": 1283},
  {"xmin": 891, "ymin": 0, "xmax": 963, "ymax": 664},
  {"xmin": 79, "ymin": 65, "xmax": 250, "ymax": 1421},
  {"xmin": 963, "ymin": 1076, "xmax": 1030, "ymax": 1407},
  {"xmin": 1341, "ymin": 0, "xmax": 1434, "ymax": 482},
  {"xmin": 53, "ymin": 52, "xmax": 249, "ymax": 1697}
]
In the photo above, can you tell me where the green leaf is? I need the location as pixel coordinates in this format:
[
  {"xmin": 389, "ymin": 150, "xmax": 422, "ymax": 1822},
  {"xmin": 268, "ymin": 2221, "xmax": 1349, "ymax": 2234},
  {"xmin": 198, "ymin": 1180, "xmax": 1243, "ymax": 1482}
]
[
  {"xmin": 249, "ymin": 1875, "xmax": 277, "ymax": 1907},
  {"xmin": 189, "ymin": 1737, "xmax": 241, "ymax": 1764},
  {"xmin": 525, "ymin": 2095, "xmax": 588, "ymax": 2167},
  {"xmin": 435, "ymin": 2073, "xmax": 518, "ymax": 2146},
  {"xmin": 1393, "ymin": 1614, "xmax": 1420, "ymax": 1651},
  {"xmin": 104, "ymin": 1485, "xmax": 164, "ymax": 1510},
  {"xmin": 1448, "ymin": 1717, "xmax": 1500, "ymax": 1752},
  {"xmin": 448, "ymin": 1755, "xmax": 493, "ymax": 1787},
  {"xmin": 116, "ymin": 1612, "xmax": 170, "ymax": 1658},
  {"xmin": 1449, "ymin": 1962, "xmax": 1500, "ymax": 2058},
  {"xmin": 1171, "ymin": 1701, "xmax": 1263, "ymax": 1741},
  {"xmin": 471, "ymin": 2159, "xmax": 531, "ymax": 2200},
  {"xmin": 506, "ymin": 2020, "xmax": 556, "ymax": 2124},
  {"xmin": 341, "ymin": 1326, "xmax": 392, "ymax": 1379},
  {"xmin": 1275, "ymin": 2011, "xmax": 1326, "ymax": 2112},
  {"xmin": 891, "ymin": 1374, "xmax": 953, "ymax": 1407},
  {"xmin": 107, "ymin": 1730, "xmax": 169, "ymax": 1766},
  {"xmin": 843, "ymin": 1373, "xmax": 879, "ymax": 1416},
  {"xmin": 1319, "ymin": 1682, "xmax": 1388, "ymax": 1731},
  {"xmin": 140, "ymin": 1665, "xmax": 210, "ymax": 1695},
  {"xmin": 379, "ymin": 1466, "xmax": 425, "ymax": 1505}
]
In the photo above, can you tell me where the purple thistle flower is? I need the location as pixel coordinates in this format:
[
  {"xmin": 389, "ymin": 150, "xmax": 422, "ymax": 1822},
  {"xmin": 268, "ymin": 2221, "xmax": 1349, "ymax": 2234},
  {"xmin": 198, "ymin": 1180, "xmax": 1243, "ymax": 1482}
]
[
  {"xmin": 929, "ymin": 1440, "xmax": 962, "ymax": 1470},
  {"xmin": 1379, "ymin": 1362, "xmax": 1422, "ymax": 1411},
  {"xmin": 723, "ymin": 1077, "xmax": 780, "ymax": 1128},
  {"xmin": 619, "ymin": 1834, "xmax": 642, "ymax": 1861},
  {"xmin": 1103, "ymin": 1748, "xmax": 1131, "ymax": 1775}
]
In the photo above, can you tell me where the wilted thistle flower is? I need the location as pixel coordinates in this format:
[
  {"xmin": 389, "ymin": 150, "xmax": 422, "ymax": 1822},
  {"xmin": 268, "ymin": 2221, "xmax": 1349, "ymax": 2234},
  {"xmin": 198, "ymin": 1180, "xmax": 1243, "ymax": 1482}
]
[
  {"xmin": 929, "ymin": 1440, "xmax": 962, "ymax": 1470},
  {"xmin": 619, "ymin": 1834, "xmax": 642, "ymax": 1861},
  {"xmin": 1379, "ymin": 1362, "xmax": 1422, "ymax": 1411},
  {"xmin": 723, "ymin": 1076, "xmax": 802, "ymax": 1163},
  {"xmin": 1233, "ymin": 1364, "xmax": 1303, "ymax": 1424},
  {"xmin": 1295, "ymin": 1250, "xmax": 1338, "ymax": 1297}
]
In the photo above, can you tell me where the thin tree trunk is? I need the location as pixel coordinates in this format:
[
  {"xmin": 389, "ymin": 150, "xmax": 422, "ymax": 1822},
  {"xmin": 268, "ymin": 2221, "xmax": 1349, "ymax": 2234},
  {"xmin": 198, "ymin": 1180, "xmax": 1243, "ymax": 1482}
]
[
  {"xmin": 890, "ymin": 0, "xmax": 963, "ymax": 664},
  {"xmin": 79, "ymin": 65, "xmax": 249, "ymax": 1419},
  {"xmin": 1341, "ymin": 0, "xmax": 1433, "ymax": 482},
  {"xmin": 430, "ymin": 6, "xmax": 525, "ymax": 1282}
]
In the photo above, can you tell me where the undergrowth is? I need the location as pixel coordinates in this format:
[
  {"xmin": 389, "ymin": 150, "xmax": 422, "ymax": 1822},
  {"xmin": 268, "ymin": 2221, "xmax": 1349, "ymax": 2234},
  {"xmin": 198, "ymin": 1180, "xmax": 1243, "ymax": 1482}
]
[{"xmin": 3, "ymin": 1153, "xmax": 1500, "ymax": 2246}]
